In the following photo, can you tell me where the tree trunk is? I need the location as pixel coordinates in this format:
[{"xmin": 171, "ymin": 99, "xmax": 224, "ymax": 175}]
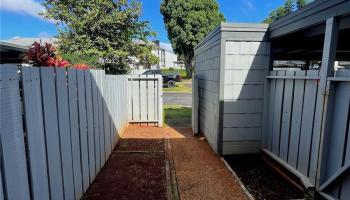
[{"xmin": 184, "ymin": 55, "xmax": 193, "ymax": 78}]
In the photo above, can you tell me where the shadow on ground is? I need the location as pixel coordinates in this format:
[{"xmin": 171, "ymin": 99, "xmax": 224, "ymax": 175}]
[{"xmin": 83, "ymin": 106, "xmax": 247, "ymax": 200}]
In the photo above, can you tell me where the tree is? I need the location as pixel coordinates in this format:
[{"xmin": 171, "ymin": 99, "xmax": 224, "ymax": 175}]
[
  {"xmin": 160, "ymin": 0, "xmax": 225, "ymax": 78},
  {"xmin": 296, "ymin": 0, "xmax": 309, "ymax": 9},
  {"xmin": 284, "ymin": 0, "xmax": 295, "ymax": 14},
  {"xmin": 41, "ymin": 0, "xmax": 158, "ymax": 74},
  {"xmin": 263, "ymin": 0, "xmax": 311, "ymax": 23}
]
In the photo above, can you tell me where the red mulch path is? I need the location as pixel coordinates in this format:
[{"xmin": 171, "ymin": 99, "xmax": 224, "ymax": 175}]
[{"xmin": 82, "ymin": 130, "xmax": 167, "ymax": 200}]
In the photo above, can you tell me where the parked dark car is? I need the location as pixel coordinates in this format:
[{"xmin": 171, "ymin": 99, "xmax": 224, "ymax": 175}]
[{"xmin": 142, "ymin": 70, "xmax": 181, "ymax": 88}]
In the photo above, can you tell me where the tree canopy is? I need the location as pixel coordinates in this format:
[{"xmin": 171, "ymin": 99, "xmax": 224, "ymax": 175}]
[
  {"xmin": 263, "ymin": 0, "xmax": 311, "ymax": 24},
  {"xmin": 160, "ymin": 0, "xmax": 225, "ymax": 77},
  {"xmin": 41, "ymin": 0, "xmax": 158, "ymax": 74}
]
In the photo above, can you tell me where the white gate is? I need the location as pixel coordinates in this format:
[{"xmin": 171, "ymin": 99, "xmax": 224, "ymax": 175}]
[{"xmin": 128, "ymin": 75, "xmax": 163, "ymax": 127}]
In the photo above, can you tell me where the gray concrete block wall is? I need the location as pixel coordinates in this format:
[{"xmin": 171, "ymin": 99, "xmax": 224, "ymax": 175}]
[
  {"xmin": 222, "ymin": 41, "xmax": 270, "ymax": 154},
  {"xmin": 195, "ymin": 42, "xmax": 221, "ymax": 153}
]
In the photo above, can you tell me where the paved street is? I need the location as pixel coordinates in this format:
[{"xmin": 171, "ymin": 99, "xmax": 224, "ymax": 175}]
[{"xmin": 163, "ymin": 92, "xmax": 192, "ymax": 107}]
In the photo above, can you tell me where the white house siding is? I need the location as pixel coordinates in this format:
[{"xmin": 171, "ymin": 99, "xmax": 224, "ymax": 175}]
[
  {"xmin": 162, "ymin": 50, "xmax": 178, "ymax": 68},
  {"xmin": 222, "ymin": 41, "xmax": 270, "ymax": 154}
]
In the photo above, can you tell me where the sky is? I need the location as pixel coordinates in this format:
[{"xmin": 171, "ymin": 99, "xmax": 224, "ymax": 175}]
[{"xmin": 0, "ymin": 0, "xmax": 284, "ymax": 43}]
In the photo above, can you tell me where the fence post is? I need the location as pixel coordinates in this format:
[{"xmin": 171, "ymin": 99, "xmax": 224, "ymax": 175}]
[
  {"xmin": 158, "ymin": 75, "xmax": 163, "ymax": 127},
  {"xmin": 314, "ymin": 17, "xmax": 339, "ymax": 188}
]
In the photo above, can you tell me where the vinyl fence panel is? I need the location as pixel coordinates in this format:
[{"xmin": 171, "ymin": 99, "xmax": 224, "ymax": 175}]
[
  {"xmin": 56, "ymin": 68, "xmax": 75, "ymax": 200},
  {"xmin": 77, "ymin": 70, "xmax": 90, "ymax": 192},
  {"xmin": 91, "ymin": 70, "xmax": 101, "ymax": 172},
  {"xmin": 0, "ymin": 65, "xmax": 30, "ymax": 200},
  {"xmin": 40, "ymin": 67, "xmax": 64, "ymax": 200},
  {"xmin": 0, "ymin": 65, "xmax": 136, "ymax": 200},
  {"xmin": 96, "ymin": 70, "xmax": 106, "ymax": 165},
  {"xmin": 85, "ymin": 70, "xmax": 96, "ymax": 181},
  {"xmin": 68, "ymin": 68, "xmax": 83, "ymax": 199},
  {"xmin": 21, "ymin": 67, "xmax": 50, "ymax": 200}
]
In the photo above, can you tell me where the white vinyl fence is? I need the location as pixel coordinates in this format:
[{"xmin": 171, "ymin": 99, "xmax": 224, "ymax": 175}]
[
  {"xmin": 0, "ymin": 65, "xmax": 159, "ymax": 200},
  {"xmin": 128, "ymin": 75, "xmax": 163, "ymax": 127}
]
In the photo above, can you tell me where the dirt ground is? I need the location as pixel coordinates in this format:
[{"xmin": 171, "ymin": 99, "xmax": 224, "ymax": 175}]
[
  {"xmin": 83, "ymin": 125, "xmax": 248, "ymax": 200},
  {"xmin": 165, "ymin": 127, "xmax": 248, "ymax": 200},
  {"xmin": 83, "ymin": 126, "xmax": 167, "ymax": 200},
  {"xmin": 224, "ymin": 155, "xmax": 305, "ymax": 200}
]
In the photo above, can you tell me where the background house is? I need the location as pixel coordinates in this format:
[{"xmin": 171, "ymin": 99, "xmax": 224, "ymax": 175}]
[
  {"xmin": 0, "ymin": 41, "xmax": 28, "ymax": 64},
  {"xmin": 130, "ymin": 40, "xmax": 184, "ymax": 74},
  {"xmin": 1, "ymin": 37, "xmax": 184, "ymax": 73}
]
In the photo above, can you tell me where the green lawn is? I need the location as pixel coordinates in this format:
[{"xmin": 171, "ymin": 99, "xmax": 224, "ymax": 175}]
[
  {"xmin": 161, "ymin": 68, "xmax": 187, "ymax": 78},
  {"xmin": 164, "ymin": 105, "xmax": 191, "ymax": 126}
]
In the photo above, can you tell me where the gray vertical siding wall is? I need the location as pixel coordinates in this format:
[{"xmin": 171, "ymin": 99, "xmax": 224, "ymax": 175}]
[
  {"xmin": 194, "ymin": 23, "xmax": 270, "ymax": 155},
  {"xmin": 222, "ymin": 40, "xmax": 270, "ymax": 154},
  {"xmin": 194, "ymin": 32, "xmax": 221, "ymax": 153}
]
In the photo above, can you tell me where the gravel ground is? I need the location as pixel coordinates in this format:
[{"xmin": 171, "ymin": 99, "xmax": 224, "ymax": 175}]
[
  {"xmin": 84, "ymin": 125, "xmax": 248, "ymax": 200},
  {"xmin": 165, "ymin": 127, "xmax": 248, "ymax": 200}
]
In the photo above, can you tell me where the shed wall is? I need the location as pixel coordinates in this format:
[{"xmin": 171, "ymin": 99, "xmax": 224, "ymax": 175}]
[
  {"xmin": 194, "ymin": 38, "xmax": 221, "ymax": 153},
  {"xmin": 222, "ymin": 41, "xmax": 270, "ymax": 154}
]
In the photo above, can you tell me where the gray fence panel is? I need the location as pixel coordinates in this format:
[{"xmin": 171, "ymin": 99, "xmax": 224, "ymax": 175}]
[
  {"xmin": 279, "ymin": 71, "xmax": 295, "ymax": 161},
  {"xmin": 67, "ymin": 69, "xmax": 83, "ymax": 199},
  {"xmin": 325, "ymin": 81, "xmax": 350, "ymax": 196},
  {"xmin": 297, "ymin": 70, "xmax": 318, "ymax": 176},
  {"xmin": 112, "ymin": 77, "xmax": 117, "ymax": 146},
  {"xmin": 97, "ymin": 70, "xmax": 105, "ymax": 164},
  {"xmin": 140, "ymin": 78, "xmax": 147, "ymax": 121},
  {"xmin": 0, "ymin": 66, "xmax": 30, "ymax": 200},
  {"xmin": 91, "ymin": 71, "xmax": 101, "ymax": 172},
  {"xmin": 104, "ymin": 77, "xmax": 111, "ymax": 159},
  {"xmin": 272, "ymin": 71, "xmax": 285, "ymax": 155},
  {"xmin": 341, "ymin": 114, "xmax": 350, "ymax": 200},
  {"xmin": 40, "ymin": 67, "xmax": 64, "ymax": 200},
  {"xmin": 109, "ymin": 77, "xmax": 113, "ymax": 152},
  {"xmin": 288, "ymin": 70, "xmax": 306, "ymax": 168},
  {"xmin": 0, "ymin": 168, "xmax": 3, "ymax": 200},
  {"xmin": 132, "ymin": 77, "xmax": 140, "ymax": 121},
  {"xmin": 340, "ymin": 129, "xmax": 350, "ymax": 200},
  {"xmin": 148, "ymin": 78, "xmax": 156, "ymax": 121},
  {"xmin": 56, "ymin": 68, "xmax": 75, "ymax": 200},
  {"xmin": 85, "ymin": 70, "xmax": 96, "ymax": 182},
  {"xmin": 77, "ymin": 70, "xmax": 90, "ymax": 192},
  {"xmin": 21, "ymin": 67, "xmax": 50, "ymax": 200},
  {"xmin": 0, "ymin": 66, "xmax": 132, "ymax": 200},
  {"xmin": 266, "ymin": 71, "xmax": 277, "ymax": 151}
]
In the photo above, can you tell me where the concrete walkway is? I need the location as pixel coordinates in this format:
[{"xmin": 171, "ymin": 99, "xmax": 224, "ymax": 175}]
[{"xmin": 83, "ymin": 125, "xmax": 247, "ymax": 200}]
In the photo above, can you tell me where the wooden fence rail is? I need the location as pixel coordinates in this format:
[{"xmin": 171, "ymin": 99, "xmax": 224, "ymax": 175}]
[{"xmin": 0, "ymin": 65, "xmax": 130, "ymax": 200}]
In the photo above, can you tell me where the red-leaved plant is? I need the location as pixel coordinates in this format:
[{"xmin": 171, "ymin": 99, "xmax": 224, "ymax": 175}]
[
  {"xmin": 74, "ymin": 63, "xmax": 90, "ymax": 70},
  {"xmin": 24, "ymin": 41, "xmax": 70, "ymax": 67}
]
